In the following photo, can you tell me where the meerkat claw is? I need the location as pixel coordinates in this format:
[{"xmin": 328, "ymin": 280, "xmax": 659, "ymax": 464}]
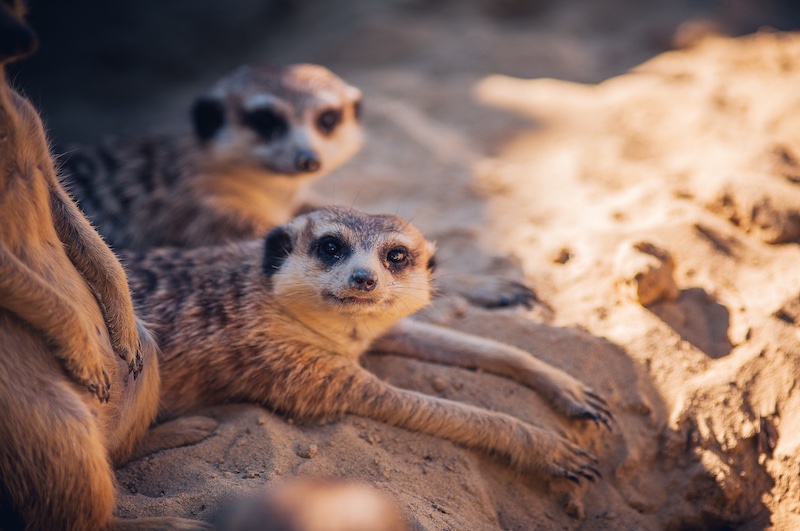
[
  {"xmin": 577, "ymin": 408, "xmax": 613, "ymax": 432},
  {"xmin": 86, "ymin": 371, "xmax": 110, "ymax": 403},
  {"xmin": 128, "ymin": 349, "xmax": 143, "ymax": 379}
]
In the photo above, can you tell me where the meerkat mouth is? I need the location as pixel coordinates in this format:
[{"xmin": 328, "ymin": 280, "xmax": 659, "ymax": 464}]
[{"xmin": 322, "ymin": 291, "xmax": 381, "ymax": 307}]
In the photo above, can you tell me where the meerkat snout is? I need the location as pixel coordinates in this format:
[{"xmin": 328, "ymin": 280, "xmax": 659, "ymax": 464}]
[
  {"xmin": 294, "ymin": 148, "xmax": 321, "ymax": 172},
  {"xmin": 349, "ymin": 267, "xmax": 377, "ymax": 292}
]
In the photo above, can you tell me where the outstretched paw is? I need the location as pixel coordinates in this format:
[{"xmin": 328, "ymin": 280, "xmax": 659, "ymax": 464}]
[
  {"xmin": 570, "ymin": 388, "xmax": 614, "ymax": 431},
  {"xmin": 475, "ymin": 278, "xmax": 539, "ymax": 309},
  {"xmin": 545, "ymin": 375, "xmax": 614, "ymax": 431},
  {"xmin": 437, "ymin": 272, "xmax": 539, "ymax": 309},
  {"xmin": 547, "ymin": 439, "xmax": 602, "ymax": 485}
]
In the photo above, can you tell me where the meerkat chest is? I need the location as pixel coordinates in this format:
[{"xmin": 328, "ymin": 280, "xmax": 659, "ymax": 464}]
[{"xmin": 195, "ymin": 170, "xmax": 310, "ymax": 228}]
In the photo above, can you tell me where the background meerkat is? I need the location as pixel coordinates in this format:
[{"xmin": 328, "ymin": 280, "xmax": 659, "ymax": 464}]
[
  {"xmin": 0, "ymin": 4, "xmax": 210, "ymax": 528},
  {"xmin": 60, "ymin": 63, "xmax": 363, "ymax": 250},
  {"xmin": 125, "ymin": 207, "xmax": 611, "ymax": 487}
]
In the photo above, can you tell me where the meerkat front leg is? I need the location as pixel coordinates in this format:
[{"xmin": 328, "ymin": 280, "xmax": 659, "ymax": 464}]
[
  {"xmin": 371, "ymin": 319, "xmax": 613, "ymax": 429},
  {"xmin": 48, "ymin": 182, "xmax": 143, "ymax": 376},
  {"xmin": 310, "ymin": 360, "xmax": 600, "ymax": 484},
  {"xmin": 0, "ymin": 244, "xmax": 111, "ymax": 401}
]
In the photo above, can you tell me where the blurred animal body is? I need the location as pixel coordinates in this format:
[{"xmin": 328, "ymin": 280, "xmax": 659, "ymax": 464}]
[{"xmin": 0, "ymin": 3, "xmax": 208, "ymax": 529}]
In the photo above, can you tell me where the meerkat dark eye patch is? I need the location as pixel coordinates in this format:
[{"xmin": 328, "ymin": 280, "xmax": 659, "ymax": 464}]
[
  {"xmin": 312, "ymin": 235, "xmax": 350, "ymax": 267},
  {"xmin": 191, "ymin": 96, "xmax": 226, "ymax": 141},
  {"xmin": 243, "ymin": 108, "xmax": 289, "ymax": 142},
  {"xmin": 316, "ymin": 108, "xmax": 342, "ymax": 135},
  {"xmin": 263, "ymin": 227, "xmax": 294, "ymax": 276}
]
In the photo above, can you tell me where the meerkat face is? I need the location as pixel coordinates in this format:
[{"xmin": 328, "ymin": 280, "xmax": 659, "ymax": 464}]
[
  {"xmin": 263, "ymin": 207, "xmax": 436, "ymax": 328},
  {"xmin": 191, "ymin": 64, "xmax": 363, "ymax": 179}
]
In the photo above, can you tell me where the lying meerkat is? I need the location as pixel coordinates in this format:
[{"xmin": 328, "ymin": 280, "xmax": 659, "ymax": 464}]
[
  {"xmin": 125, "ymin": 207, "xmax": 611, "ymax": 485},
  {"xmin": 0, "ymin": 4, "xmax": 209, "ymax": 528},
  {"xmin": 59, "ymin": 63, "xmax": 536, "ymax": 309}
]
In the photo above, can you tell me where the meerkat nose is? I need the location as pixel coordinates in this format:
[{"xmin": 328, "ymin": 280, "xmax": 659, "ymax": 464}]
[
  {"xmin": 349, "ymin": 268, "xmax": 377, "ymax": 292},
  {"xmin": 294, "ymin": 150, "xmax": 321, "ymax": 172}
]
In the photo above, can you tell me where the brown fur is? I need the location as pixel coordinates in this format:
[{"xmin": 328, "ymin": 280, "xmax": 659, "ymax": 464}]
[
  {"xmin": 126, "ymin": 207, "xmax": 611, "ymax": 486},
  {"xmin": 0, "ymin": 4, "xmax": 209, "ymax": 529}
]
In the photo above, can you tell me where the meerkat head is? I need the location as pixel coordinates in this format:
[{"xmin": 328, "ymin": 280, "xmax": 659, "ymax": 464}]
[
  {"xmin": 262, "ymin": 207, "xmax": 436, "ymax": 337},
  {"xmin": 191, "ymin": 63, "xmax": 363, "ymax": 179}
]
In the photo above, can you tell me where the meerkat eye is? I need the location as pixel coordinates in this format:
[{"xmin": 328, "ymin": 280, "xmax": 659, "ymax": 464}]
[
  {"xmin": 386, "ymin": 247, "xmax": 408, "ymax": 264},
  {"xmin": 323, "ymin": 239, "xmax": 341, "ymax": 256},
  {"xmin": 242, "ymin": 108, "xmax": 289, "ymax": 142},
  {"xmin": 314, "ymin": 235, "xmax": 350, "ymax": 265},
  {"xmin": 316, "ymin": 109, "xmax": 342, "ymax": 135}
]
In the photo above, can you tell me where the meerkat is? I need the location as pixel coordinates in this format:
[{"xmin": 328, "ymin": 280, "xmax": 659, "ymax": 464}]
[
  {"xmin": 59, "ymin": 63, "xmax": 537, "ymax": 309},
  {"xmin": 60, "ymin": 63, "xmax": 363, "ymax": 250},
  {"xmin": 125, "ymin": 206, "xmax": 612, "ymax": 486},
  {"xmin": 0, "ymin": 4, "xmax": 210, "ymax": 528}
]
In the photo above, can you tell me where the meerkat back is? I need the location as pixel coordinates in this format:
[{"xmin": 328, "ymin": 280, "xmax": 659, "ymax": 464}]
[{"xmin": 59, "ymin": 63, "xmax": 363, "ymax": 250}]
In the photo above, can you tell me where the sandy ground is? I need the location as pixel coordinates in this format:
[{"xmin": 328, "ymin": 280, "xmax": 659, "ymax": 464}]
[{"xmin": 16, "ymin": 1, "xmax": 800, "ymax": 529}]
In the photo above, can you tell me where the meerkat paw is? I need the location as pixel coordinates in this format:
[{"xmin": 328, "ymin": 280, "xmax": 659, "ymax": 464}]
[
  {"xmin": 436, "ymin": 272, "xmax": 539, "ymax": 309},
  {"xmin": 513, "ymin": 423, "xmax": 601, "ymax": 484},
  {"xmin": 63, "ymin": 354, "xmax": 111, "ymax": 403},
  {"xmin": 545, "ymin": 439, "xmax": 602, "ymax": 485},
  {"xmin": 111, "ymin": 317, "xmax": 154, "ymax": 379},
  {"xmin": 543, "ymin": 374, "xmax": 614, "ymax": 431},
  {"xmin": 110, "ymin": 326, "xmax": 142, "ymax": 378}
]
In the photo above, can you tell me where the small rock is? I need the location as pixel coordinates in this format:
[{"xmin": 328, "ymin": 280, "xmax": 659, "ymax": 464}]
[
  {"xmin": 552, "ymin": 247, "xmax": 572, "ymax": 264},
  {"xmin": 296, "ymin": 444, "xmax": 318, "ymax": 459},
  {"xmin": 614, "ymin": 240, "xmax": 679, "ymax": 306}
]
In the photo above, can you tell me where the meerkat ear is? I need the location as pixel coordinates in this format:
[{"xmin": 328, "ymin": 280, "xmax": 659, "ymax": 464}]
[
  {"xmin": 262, "ymin": 226, "xmax": 295, "ymax": 276},
  {"xmin": 424, "ymin": 240, "xmax": 437, "ymax": 273},
  {"xmin": 345, "ymin": 86, "xmax": 363, "ymax": 121},
  {"xmin": 191, "ymin": 96, "xmax": 225, "ymax": 141}
]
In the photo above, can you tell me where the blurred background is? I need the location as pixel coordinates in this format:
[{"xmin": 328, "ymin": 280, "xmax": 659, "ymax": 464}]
[{"xmin": 12, "ymin": 0, "xmax": 800, "ymax": 147}]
